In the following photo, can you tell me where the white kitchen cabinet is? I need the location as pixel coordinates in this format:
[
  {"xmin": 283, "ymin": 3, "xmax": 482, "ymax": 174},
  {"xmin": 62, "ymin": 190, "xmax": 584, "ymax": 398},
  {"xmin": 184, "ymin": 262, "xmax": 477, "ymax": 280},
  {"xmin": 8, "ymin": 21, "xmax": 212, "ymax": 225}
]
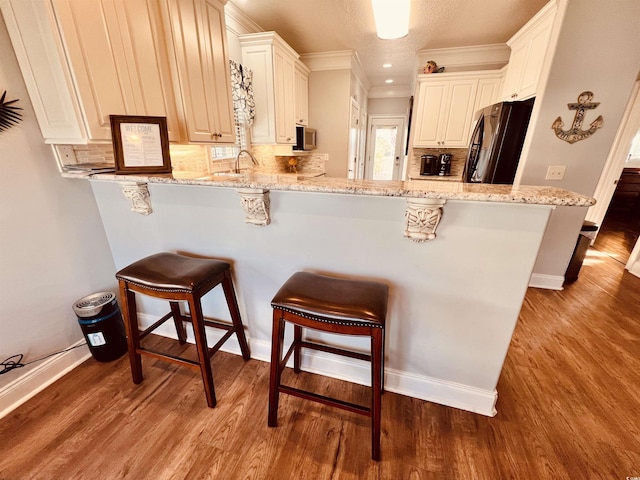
[
  {"xmin": 53, "ymin": 0, "xmax": 183, "ymax": 141},
  {"xmin": 0, "ymin": 0, "xmax": 85, "ymax": 143},
  {"xmin": 163, "ymin": 0, "xmax": 235, "ymax": 143},
  {"xmin": 239, "ymin": 32, "xmax": 299, "ymax": 145},
  {"xmin": 3, "ymin": 0, "xmax": 235, "ymax": 145},
  {"xmin": 412, "ymin": 71, "xmax": 505, "ymax": 149},
  {"xmin": 412, "ymin": 74, "xmax": 478, "ymax": 148},
  {"xmin": 294, "ymin": 60, "xmax": 310, "ymax": 126},
  {"xmin": 501, "ymin": 1, "xmax": 556, "ymax": 101}
]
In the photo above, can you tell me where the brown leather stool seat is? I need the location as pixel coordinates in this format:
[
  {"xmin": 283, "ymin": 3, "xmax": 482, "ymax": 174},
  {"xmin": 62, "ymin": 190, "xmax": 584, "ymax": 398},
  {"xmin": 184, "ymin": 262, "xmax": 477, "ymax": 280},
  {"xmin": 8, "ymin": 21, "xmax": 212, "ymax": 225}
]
[
  {"xmin": 116, "ymin": 252, "xmax": 251, "ymax": 407},
  {"xmin": 268, "ymin": 271, "xmax": 389, "ymax": 460}
]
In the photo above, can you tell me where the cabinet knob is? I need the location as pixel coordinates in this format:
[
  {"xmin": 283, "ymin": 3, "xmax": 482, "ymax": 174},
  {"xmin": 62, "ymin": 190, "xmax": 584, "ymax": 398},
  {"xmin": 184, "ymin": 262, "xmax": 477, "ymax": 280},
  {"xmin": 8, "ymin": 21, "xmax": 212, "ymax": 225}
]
[
  {"xmin": 286, "ymin": 137, "xmax": 292, "ymax": 141},
  {"xmin": 211, "ymin": 132, "xmax": 222, "ymax": 139}
]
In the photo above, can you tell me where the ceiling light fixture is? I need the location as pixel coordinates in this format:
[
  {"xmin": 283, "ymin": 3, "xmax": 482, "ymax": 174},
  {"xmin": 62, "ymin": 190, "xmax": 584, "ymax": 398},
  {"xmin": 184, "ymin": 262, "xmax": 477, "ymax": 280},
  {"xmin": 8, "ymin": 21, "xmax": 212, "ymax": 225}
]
[
  {"xmin": 385, "ymin": 79, "xmax": 394, "ymax": 84},
  {"xmin": 382, "ymin": 63, "xmax": 393, "ymax": 68},
  {"xmin": 371, "ymin": 0, "xmax": 410, "ymax": 40}
]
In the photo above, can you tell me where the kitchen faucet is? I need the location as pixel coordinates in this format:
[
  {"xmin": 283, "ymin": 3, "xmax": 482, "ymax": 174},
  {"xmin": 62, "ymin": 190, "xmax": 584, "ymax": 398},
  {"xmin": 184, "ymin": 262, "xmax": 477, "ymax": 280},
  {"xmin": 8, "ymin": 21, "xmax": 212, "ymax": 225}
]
[{"xmin": 235, "ymin": 149, "xmax": 259, "ymax": 173}]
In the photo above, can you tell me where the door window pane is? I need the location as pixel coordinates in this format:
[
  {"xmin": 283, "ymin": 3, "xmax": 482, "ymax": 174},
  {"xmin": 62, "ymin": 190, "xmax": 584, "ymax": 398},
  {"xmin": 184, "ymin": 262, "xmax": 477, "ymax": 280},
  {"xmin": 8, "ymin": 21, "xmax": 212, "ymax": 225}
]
[{"xmin": 372, "ymin": 127, "xmax": 397, "ymax": 180}]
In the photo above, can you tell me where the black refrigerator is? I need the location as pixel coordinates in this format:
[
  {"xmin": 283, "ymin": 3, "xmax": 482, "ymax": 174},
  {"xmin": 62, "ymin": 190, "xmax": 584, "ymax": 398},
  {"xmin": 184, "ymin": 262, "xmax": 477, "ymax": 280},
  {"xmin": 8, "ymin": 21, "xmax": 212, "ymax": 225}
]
[{"xmin": 463, "ymin": 98, "xmax": 535, "ymax": 184}]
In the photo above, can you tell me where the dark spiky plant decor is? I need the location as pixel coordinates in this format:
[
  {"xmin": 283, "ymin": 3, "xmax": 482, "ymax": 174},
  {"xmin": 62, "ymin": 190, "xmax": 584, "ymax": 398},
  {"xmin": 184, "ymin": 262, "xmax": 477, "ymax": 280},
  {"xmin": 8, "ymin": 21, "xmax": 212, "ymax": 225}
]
[{"xmin": 0, "ymin": 90, "xmax": 23, "ymax": 132}]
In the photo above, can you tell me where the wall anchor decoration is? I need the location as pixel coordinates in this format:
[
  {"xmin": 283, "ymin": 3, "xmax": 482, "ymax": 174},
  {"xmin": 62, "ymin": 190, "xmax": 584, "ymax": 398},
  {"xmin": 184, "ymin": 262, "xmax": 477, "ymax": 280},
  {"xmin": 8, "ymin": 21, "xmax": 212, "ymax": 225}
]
[
  {"xmin": 552, "ymin": 91, "xmax": 603, "ymax": 144},
  {"xmin": 0, "ymin": 90, "xmax": 23, "ymax": 132}
]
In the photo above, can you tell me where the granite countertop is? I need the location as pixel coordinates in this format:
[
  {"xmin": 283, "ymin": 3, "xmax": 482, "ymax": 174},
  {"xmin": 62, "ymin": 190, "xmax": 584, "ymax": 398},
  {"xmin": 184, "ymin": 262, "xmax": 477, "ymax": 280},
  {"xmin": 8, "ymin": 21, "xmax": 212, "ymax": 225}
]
[
  {"xmin": 72, "ymin": 171, "xmax": 595, "ymax": 207},
  {"xmin": 408, "ymin": 174, "xmax": 463, "ymax": 182}
]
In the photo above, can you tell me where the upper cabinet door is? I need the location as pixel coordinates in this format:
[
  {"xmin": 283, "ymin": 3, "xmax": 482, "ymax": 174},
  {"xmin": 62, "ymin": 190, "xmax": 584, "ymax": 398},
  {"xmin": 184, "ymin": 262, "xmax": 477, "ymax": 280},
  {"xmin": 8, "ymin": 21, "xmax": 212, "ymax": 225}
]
[
  {"xmin": 413, "ymin": 81, "xmax": 448, "ymax": 146},
  {"xmin": 53, "ymin": 0, "xmax": 183, "ymax": 141},
  {"xmin": 412, "ymin": 77, "xmax": 477, "ymax": 148},
  {"xmin": 294, "ymin": 61, "xmax": 310, "ymax": 126},
  {"xmin": 502, "ymin": 1, "xmax": 556, "ymax": 101},
  {"xmin": 0, "ymin": 0, "xmax": 85, "ymax": 143},
  {"xmin": 164, "ymin": 0, "xmax": 235, "ymax": 144},
  {"xmin": 274, "ymin": 49, "xmax": 296, "ymax": 143},
  {"xmin": 440, "ymin": 79, "xmax": 478, "ymax": 147}
]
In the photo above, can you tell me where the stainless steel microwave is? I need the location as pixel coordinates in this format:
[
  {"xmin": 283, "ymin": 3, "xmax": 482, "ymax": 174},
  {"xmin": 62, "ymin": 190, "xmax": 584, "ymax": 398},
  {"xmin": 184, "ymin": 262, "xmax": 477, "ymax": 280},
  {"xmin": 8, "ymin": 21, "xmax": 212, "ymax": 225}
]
[{"xmin": 294, "ymin": 126, "xmax": 316, "ymax": 151}]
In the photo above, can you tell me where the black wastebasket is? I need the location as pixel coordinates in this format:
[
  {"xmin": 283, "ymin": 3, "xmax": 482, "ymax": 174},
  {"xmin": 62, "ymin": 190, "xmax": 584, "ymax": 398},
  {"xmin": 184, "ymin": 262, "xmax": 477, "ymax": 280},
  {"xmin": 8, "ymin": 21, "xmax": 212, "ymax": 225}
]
[
  {"xmin": 565, "ymin": 221, "xmax": 599, "ymax": 284},
  {"xmin": 73, "ymin": 292, "xmax": 127, "ymax": 362}
]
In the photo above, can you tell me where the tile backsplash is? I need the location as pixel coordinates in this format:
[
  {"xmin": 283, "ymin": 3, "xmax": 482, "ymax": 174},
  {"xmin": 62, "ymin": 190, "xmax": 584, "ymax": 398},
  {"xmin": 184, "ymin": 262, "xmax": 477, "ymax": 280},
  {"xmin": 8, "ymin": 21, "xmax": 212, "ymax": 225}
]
[
  {"xmin": 408, "ymin": 148, "xmax": 468, "ymax": 179},
  {"xmin": 59, "ymin": 143, "xmax": 326, "ymax": 175}
]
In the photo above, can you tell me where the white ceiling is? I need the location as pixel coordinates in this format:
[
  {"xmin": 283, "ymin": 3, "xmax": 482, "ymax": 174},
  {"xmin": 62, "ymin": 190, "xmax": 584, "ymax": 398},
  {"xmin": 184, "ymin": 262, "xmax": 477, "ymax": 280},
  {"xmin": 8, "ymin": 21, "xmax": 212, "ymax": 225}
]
[{"xmin": 228, "ymin": 0, "xmax": 549, "ymax": 93}]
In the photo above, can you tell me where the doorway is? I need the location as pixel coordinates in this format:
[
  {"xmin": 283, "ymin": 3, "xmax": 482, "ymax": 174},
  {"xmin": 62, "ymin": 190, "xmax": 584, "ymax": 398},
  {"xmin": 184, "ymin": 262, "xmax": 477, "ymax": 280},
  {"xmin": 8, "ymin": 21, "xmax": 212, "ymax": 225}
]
[
  {"xmin": 588, "ymin": 81, "xmax": 640, "ymax": 276},
  {"xmin": 365, "ymin": 116, "xmax": 406, "ymax": 181}
]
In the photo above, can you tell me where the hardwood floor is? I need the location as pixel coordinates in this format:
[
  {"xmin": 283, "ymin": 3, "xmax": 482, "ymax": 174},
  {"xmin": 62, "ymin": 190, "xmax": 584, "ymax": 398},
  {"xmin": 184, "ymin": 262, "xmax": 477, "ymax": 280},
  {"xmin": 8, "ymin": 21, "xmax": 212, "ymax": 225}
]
[
  {"xmin": 593, "ymin": 197, "xmax": 640, "ymax": 264},
  {"xmin": 1, "ymin": 251, "xmax": 639, "ymax": 479}
]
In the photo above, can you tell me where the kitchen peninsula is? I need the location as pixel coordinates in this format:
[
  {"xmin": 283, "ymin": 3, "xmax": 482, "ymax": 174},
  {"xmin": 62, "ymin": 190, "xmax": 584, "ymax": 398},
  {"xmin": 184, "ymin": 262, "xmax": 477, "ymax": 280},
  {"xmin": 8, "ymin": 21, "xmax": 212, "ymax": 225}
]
[{"xmin": 81, "ymin": 171, "xmax": 592, "ymax": 416}]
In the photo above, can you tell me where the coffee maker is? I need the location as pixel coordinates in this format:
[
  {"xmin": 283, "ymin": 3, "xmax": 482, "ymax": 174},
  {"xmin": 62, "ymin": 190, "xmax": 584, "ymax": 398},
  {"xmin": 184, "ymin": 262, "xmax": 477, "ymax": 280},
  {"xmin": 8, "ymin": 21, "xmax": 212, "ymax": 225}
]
[
  {"xmin": 438, "ymin": 153, "xmax": 452, "ymax": 176},
  {"xmin": 420, "ymin": 155, "xmax": 439, "ymax": 175}
]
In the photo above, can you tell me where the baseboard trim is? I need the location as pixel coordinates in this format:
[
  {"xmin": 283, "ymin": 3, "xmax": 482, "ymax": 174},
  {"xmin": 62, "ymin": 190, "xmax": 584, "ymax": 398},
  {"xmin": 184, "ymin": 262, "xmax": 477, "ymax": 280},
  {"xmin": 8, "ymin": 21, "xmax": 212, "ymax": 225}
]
[
  {"xmin": 0, "ymin": 340, "xmax": 90, "ymax": 419},
  {"xmin": 249, "ymin": 336, "xmax": 498, "ymax": 417},
  {"xmin": 1, "ymin": 315, "xmax": 497, "ymax": 419},
  {"xmin": 528, "ymin": 273, "xmax": 565, "ymax": 290}
]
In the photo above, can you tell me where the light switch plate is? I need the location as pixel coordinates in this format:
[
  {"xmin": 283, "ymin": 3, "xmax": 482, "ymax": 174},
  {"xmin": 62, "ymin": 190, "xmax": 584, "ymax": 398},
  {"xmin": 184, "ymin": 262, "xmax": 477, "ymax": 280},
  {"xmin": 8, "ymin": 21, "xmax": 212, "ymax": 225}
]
[{"xmin": 546, "ymin": 165, "xmax": 566, "ymax": 180}]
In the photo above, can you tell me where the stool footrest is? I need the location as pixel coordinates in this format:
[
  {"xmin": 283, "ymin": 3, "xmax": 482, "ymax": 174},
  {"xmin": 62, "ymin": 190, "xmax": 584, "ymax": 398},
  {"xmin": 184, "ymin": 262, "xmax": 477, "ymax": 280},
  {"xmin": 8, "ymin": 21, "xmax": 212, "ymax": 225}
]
[
  {"xmin": 279, "ymin": 385, "xmax": 371, "ymax": 417},
  {"xmin": 207, "ymin": 328, "xmax": 236, "ymax": 356},
  {"xmin": 137, "ymin": 347, "xmax": 200, "ymax": 371},
  {"xmin": 139, "ymin": 312, "xmax": 175, "ymax": 340},
  {"xmin": 300, "ymin": 340, "xmax": 371, "ymax": 362}
]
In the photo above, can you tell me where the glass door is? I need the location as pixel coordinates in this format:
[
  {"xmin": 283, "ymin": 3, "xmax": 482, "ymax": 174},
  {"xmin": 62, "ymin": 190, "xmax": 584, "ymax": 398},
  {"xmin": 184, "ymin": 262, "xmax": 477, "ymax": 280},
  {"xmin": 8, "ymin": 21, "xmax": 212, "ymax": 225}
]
[{"xmin": 365, "ymin": 116, "xmax": 406, "ymax": 180}]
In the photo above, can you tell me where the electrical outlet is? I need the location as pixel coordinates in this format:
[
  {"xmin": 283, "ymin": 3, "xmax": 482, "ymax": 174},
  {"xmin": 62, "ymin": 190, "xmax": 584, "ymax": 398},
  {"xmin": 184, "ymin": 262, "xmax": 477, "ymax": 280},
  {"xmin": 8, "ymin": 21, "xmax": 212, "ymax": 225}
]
[{"xmin": 545, "ymin": 165, "xmax": 566, "ymax": 180}]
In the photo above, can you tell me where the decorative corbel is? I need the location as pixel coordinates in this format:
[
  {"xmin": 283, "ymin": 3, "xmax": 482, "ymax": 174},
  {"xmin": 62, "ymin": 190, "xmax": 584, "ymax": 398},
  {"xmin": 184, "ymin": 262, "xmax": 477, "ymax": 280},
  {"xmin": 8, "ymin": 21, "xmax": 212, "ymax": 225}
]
[
  {"xmin": 120, "ymin": 182, "xmax": 152, "ymax": 215},
  {"xmin": 404, "ymin": 198, "xmax": 445, "ymax": 242},
  {"xmin": 237, "ymin": 188, "xmax": 270, "ymax": 226}
]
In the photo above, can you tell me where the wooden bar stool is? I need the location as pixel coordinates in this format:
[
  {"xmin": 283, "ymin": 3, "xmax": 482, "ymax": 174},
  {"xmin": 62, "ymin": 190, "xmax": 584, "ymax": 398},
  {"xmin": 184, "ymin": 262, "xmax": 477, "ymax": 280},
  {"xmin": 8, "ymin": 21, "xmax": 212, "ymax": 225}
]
[
  {"xmin": 268, "ymin": 271, "xmax": 389, "ymax": 460},
  {"xmin": 116, "ymin": 252, "xmax": 251, "ymax": 408}
]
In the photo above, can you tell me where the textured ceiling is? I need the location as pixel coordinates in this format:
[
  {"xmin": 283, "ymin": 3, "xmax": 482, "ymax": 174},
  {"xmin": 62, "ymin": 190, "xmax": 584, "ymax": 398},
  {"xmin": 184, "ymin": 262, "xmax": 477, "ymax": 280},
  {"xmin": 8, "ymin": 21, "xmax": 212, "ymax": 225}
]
[{"xmin": 229, "ymin": 0, "xmax": 549, "ymax": 92}]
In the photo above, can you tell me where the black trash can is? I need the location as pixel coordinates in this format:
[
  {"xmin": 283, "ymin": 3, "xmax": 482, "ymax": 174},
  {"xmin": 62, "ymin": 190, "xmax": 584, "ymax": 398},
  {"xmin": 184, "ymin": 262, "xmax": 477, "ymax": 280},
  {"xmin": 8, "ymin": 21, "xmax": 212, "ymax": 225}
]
[
  {"xmin": 565, "ymin": 221, "xmax": 599, "ymax": 283},
  {"xmin": 73, "ymin": 292, "xmax": 127, "ymax": 362}
]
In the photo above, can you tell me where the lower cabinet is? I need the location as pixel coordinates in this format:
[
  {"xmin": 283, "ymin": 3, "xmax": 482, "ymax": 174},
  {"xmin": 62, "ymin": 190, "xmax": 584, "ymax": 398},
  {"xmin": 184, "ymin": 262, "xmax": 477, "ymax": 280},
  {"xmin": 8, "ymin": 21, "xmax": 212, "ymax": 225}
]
[{"xmin": 412, "ymin": 71, "xmax": 502, "ymax": 149}]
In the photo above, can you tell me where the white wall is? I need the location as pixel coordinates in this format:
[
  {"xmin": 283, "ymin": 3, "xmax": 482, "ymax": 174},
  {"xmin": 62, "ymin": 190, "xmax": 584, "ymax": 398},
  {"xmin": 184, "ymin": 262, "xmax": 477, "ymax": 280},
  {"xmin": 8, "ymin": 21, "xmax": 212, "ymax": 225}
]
[
  {"xmin": 519, "ymin": 0, "xmax": 640, "ymax": 287},
  {"xmin": 309, "ymin": 69, "xmax": 352, "ymax": 177},
  {"xmin": 367, "ymin": 97, "xmax": 410, "ymax": 116},
  {"xmin": 0, "ymin": 16, "xmax": 116, "ymax": 414}
]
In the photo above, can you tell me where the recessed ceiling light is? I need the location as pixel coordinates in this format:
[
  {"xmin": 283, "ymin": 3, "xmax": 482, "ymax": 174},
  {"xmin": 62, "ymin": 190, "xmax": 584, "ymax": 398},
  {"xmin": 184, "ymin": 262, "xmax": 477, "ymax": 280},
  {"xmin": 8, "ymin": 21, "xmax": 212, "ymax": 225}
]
[
  {"xmin": 382, "ymin": 63, "xmax": 392, "ymax": 68},
  {"xmin": 385, "ymin": 79, "xmax": 394, "ymax": 84}
]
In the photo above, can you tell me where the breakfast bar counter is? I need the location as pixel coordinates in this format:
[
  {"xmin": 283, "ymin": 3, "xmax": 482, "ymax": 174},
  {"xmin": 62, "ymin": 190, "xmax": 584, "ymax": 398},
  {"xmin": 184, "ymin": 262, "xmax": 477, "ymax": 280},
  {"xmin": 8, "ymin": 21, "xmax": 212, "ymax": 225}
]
[{"xmin": 80, "ymin": 172, "xmax": 593, "ymax": 416}]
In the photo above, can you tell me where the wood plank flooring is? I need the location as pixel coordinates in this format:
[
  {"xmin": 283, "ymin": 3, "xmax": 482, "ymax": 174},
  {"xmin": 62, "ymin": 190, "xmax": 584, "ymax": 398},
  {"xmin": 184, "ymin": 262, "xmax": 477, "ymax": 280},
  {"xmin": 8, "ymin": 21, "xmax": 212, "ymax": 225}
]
[{"xmin": 1, "ymin": 249, "xmax": 639, "ymax": 479}]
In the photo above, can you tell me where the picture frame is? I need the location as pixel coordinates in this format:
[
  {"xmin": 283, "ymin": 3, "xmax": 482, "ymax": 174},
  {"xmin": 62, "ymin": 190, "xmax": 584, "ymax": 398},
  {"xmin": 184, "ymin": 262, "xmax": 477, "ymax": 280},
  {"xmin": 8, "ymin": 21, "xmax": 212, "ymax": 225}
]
[{"xmin": 110, "ymin": 115, "xmax": 171, "ymax": 174}]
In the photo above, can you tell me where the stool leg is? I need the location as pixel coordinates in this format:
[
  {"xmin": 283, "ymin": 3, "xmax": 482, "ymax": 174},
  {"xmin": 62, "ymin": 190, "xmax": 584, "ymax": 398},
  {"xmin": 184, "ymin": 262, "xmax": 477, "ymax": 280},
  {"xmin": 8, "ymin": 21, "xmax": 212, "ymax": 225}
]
[
  {"xmin": 268, "ymin": 310, "xmax": 285, "ymax": 427},
  {"xmin": 381, "ymin": 328, "xmax": 386, "ymax": 395},
  {"xmin": 170, "ymin": 301, "xmax": 187, "ymax": 344},
  {"xmin": 221, "ymin": 270, "xmax": 251, "ymax": 361},
  {"xmin": 189, "ymin": 296, "xmax": 216, "ymax": 408},
  {"xmin": 293, "ymin": 325, "xmax": 302, "ymax": 373},
  {"xmin": 119, "ymin": 282, "xmax": 143, "ymax": 384},
  {"xmin": 371, "ymin": 328, "xmax": 383, "ymax": 461}
]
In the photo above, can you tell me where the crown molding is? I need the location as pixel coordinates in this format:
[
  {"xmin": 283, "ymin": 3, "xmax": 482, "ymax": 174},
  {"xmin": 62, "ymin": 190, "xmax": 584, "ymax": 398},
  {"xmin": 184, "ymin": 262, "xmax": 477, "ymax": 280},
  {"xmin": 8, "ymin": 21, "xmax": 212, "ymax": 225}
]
[
  {"xmin": 225, "ymin": 1, "xmax": 263, "ymax": 36},
  {"xmin": 415, "ymin": 44, "xmax": 510, "ymax": 75}
]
